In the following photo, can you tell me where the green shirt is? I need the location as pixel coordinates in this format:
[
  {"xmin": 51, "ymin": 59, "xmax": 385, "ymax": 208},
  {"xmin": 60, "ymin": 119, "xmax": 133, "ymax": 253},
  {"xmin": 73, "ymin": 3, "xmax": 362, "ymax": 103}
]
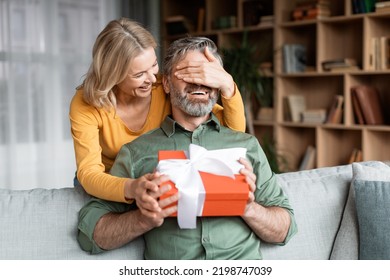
[{"xmin": 77, "ymin": 115, "xmax": 297, "ymax": 259}]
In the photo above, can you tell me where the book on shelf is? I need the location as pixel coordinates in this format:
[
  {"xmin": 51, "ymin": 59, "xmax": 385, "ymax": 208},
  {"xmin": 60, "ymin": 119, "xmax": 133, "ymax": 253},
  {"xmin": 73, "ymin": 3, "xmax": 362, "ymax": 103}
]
[
  {"xmin": 291, "ymin": 0, "xmax": 331, "ymax": 21},
  {"xmin": 258, "ymin": 15, "xmax": 274, "ymax": 27},
  {"xmin": 369, "ymin": 36, "xmax": 390, "ymax": 70},
  {"xmin": 299, "ymin": 145, "xmax": 316, "ymax": 171},
  {"xmin": 350, "ymin": 85, "xmax": 385, "ymax": 125},
  {"xmin": 243, "ymin": 0, "xmax": 262, "ymax": 26},
  {"xmin": 380, "ymin": 36, "xmax": 390, "ymax": 70},
  {"xmin": 351, "ymin": 90, "xmax": 365, "ymax": 125},
  {"xmin": 375, "ymin": 0, "xmax": 390, "ymax": 12},
  {"xmin": 282, "ymin": 44, "xmax": 307, "ymax": 73},
  {"xmin": 213, "ymin": 16, "xmax": 237, "ymax": 29},
  {"xmin": 196, "ymin": 8, "xmax": 205, "ymax": 32},
  {"xmin": 301, "ymin": 109, "xmax": 327, "ymax": 124},
  {"xmin": 321, "ymin": 58, "xmax": 357, "ymax": 71},
  {"xmin": 375, "ymin": 0, "xmax": 390, "ymax": 8},
  {"xmin": 284, "ymin": 95, "xmax": 306, "ymax": 122},
  {"xmin": 326, "ymin": 95, "xmax": 344, "ymax": 124},
  {"xmin": 353, "ymin": 0, "xmax": 376, "ymax": 14},
  {"xmin": 348, "ymin": 148, "xmax": 363, "ymax": 164},
  {"xmin": 256, "ymin": 107, "xmax": 274, "ymax": 122},
  {"xmin": 165, "ymin": 15, "xmax": 194, "ymax": 35},
  {"xmin": 242, "ymin": 0, "xmax": 273, "ymax": 26}
]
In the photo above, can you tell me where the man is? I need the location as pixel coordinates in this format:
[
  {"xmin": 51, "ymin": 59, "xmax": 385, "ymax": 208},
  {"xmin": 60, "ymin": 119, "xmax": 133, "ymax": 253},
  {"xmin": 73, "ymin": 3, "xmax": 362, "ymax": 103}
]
[{"xmin": 77, "ymin": 37, "xmax": 297, "ymax": 259}]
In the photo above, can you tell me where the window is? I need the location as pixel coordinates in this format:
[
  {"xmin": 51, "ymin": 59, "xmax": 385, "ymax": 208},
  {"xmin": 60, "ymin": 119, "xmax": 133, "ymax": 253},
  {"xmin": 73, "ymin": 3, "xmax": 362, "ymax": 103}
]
[{"xmin": 0, "ymin": 0, "xmax": 120, "ymax": 189}]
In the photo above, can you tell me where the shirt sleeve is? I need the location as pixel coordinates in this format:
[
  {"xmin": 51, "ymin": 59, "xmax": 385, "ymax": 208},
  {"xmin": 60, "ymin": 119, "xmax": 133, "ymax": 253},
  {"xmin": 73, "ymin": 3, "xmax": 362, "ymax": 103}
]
[
  {"xmin": 248, "ymin": 137, "xmax": 298, "ymax": 245},
  {"xmin": 212, "ymin": 83, "xmax": 246, "ymax": 132},
  {"xmin": 69, "ymin": 91, "xmax": 129, "ymax": 203},
  {"xmin": 77, "ymin": 198, "xmax": 133, "ymax": 254}
]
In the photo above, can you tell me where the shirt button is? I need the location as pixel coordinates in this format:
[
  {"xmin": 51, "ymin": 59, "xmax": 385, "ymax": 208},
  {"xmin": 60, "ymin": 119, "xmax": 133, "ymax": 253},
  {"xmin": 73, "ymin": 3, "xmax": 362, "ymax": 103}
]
[{"xmin": 202, "ymin": 237, "xmax": 209, "ymax": 243}]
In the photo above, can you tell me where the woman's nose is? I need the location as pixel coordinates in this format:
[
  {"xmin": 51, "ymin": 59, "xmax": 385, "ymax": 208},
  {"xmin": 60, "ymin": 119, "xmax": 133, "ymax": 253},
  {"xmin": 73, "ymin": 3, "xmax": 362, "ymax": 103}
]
[{"xmin": 148, "ymin": 71, "xmax": 157, "ymax": 83}]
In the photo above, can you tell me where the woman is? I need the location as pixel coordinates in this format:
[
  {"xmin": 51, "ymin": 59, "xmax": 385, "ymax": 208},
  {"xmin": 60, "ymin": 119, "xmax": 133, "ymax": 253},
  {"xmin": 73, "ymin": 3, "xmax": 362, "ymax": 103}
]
[{"xmin": 69, "ymin": 18, "xmax": 246, "ymax": 205}]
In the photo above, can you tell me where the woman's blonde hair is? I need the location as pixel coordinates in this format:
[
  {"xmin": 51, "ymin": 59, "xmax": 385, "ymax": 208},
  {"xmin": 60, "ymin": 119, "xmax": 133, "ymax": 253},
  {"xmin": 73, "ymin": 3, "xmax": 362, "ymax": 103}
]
[{"xmin": 81, "ymin": 18, "xmax": 157, "ymax": 109}]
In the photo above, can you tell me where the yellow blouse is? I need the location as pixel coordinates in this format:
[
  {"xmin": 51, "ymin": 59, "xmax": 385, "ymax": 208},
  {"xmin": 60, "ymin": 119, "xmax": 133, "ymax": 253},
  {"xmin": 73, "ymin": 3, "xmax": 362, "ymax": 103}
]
[{"xmin": 69, "ymin": 83, "xmax": 245, "ymax": 202}]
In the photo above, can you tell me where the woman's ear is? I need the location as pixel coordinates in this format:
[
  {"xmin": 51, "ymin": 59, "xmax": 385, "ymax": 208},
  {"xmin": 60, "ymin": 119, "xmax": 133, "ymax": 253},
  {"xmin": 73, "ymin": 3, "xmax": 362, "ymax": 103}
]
[{"xmin": 162, "ymin": 76, "xmax": 170, "ymax": 94}]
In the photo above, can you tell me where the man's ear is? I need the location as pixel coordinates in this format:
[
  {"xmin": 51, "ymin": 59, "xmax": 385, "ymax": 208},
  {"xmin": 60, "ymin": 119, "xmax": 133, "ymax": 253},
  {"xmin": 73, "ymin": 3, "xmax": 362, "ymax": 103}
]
[{"xmin": 162, "ymin": 76, "xmax": 170, "ymax": 94}]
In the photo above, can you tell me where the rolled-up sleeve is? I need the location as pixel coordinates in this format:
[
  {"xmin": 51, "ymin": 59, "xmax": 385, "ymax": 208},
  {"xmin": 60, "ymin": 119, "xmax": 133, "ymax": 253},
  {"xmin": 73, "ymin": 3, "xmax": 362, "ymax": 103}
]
[{"xmin": 77, "ymin": 198, "xmax": 132, "ymax": 254}]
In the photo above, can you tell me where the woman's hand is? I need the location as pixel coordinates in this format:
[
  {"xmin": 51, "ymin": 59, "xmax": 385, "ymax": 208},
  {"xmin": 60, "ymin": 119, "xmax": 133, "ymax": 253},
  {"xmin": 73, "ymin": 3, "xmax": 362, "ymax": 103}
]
[
  {"xmin": 174, "ymin": 47, "xmax": 235, "ymax": 98},
  {"xmin": 124, "ymin": 172, "xmax": 172, "ymax": 217}
]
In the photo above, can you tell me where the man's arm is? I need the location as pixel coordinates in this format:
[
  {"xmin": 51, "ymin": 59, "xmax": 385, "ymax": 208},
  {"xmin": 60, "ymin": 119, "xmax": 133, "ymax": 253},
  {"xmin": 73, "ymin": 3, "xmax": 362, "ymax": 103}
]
[
  {"xmin": 238, "ymin": 157, "xmax": 294, "ymax": 244},
  {"xmin": 78, "ymin": 185, "xmax": 178, "ymax": 253},
  {"xmin": 242, "ymin": 203, "xmax": 291, "ymax": 243},
  {"xmin": 94, "ymin": 186, "xmax": 178, "ymax": 250}
]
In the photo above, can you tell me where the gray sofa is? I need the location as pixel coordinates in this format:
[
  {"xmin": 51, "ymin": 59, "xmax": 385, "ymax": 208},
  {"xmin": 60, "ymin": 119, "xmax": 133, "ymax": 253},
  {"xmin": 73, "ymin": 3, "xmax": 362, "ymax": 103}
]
[{"xmin": 0, "ymin": 161, "xmax": 388, "ymax": 260}]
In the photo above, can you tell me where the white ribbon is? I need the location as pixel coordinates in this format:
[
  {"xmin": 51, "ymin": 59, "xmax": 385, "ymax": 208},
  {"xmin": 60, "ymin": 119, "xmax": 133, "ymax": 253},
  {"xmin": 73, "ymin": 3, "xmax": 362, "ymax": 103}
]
[{"xmin": 156, "ymin": 144, "xmax": 247, "ymax": 229}]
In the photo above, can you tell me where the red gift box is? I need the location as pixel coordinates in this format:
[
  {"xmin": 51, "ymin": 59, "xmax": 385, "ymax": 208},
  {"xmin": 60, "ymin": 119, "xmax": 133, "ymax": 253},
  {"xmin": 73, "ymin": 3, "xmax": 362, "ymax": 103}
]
[{"xmin": 158, "ymin": 150, "xmax": 249, "ymax": 217}]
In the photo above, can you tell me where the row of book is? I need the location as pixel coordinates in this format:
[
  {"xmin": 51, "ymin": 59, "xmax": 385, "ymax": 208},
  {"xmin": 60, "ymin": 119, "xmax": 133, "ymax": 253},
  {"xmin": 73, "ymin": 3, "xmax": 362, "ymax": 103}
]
[
  {"xmin": 283, "ymin": 49, "xmax": 362, "ymax": 74},
  {"xmin": 282, "ymin": 44, "xmax": 307, "ymax": 73},
  {"xmin": 369, "ymin": 36, "xmax": 390, "ymax": 70},
  {"xmin": 283, "ymin": 94, "xmax": 342, "ymax": 125},
  {"xmin": 351, "ymin": 85, "xmax": 385, "ymax": 125},
  {"xmin": 352, "ymin": 0, "xmax": 376, "ymax": 14},
  {"xmin": 285, "ymin": 47, "xmax": 390, "ymax": 73},
  {"xmin": 283, "ymin": 85, "xmax": 386, "ymax": 126},
  {"xmin": 291, "ymin": 0, "xmax": 331, "ymax": 21},
  {"xmin": 321, "ymin": 58, "xmax": 359, "ymax": 72},
  {"xmin": 283, "ymin": 95, "xmax": 326, "ymax": 124},
  {"xmin": 376, "ymin": 1, "xmax": 390, "ymax": 13},
  {"xmin": 298, "ymin": 144, "xmax": 364, "ymax": 171}
]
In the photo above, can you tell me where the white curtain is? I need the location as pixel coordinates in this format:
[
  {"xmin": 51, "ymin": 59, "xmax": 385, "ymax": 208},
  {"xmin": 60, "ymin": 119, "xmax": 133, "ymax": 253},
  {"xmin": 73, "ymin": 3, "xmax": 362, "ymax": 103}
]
[{"xmin": 0, "ymin": 0, "xmax": 120, "ymax": 189}]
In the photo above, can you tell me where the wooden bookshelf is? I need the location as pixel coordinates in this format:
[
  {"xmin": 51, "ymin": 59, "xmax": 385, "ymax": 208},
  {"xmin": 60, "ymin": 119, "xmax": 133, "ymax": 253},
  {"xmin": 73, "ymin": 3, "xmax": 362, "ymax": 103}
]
[{"xmin": 161, "ymin": 0, "xmax": 390, "ymax": 171}]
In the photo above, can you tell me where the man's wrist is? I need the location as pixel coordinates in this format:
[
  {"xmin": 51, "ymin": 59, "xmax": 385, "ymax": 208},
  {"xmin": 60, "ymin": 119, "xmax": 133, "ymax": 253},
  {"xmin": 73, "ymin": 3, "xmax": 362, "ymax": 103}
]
[{"xmin": 134, "ymin": 210, "xmax": 155, "ymax": 233}]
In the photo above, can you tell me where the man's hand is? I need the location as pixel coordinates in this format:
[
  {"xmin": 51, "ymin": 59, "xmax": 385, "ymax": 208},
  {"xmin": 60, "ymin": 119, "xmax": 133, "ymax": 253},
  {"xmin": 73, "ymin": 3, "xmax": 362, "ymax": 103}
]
[
  {"xmin": 238, "ymin": 158, "xmax": 291, "ymax": 243},
  {"xmin": 138, "ymin": 189, "xmax": 179, "ymax": 230},
  {"xmin": 174, "ymin": 47, "xmax": 235, "ymax": 98},
  {"xmin": 238, "ymin": 157, "xmax": 257, "ymax": 208}
]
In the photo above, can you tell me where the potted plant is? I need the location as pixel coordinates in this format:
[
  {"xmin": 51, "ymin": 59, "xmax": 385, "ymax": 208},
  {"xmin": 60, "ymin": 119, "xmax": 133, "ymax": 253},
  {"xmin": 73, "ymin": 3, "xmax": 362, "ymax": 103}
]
[
  {"xmin": 261, "ymin": 133, "xmax": 290, "ymax": 173},
  {"xmin": 223, "ymin": 32, "xmax": 288, "ymax": 172},
  {"xmin": 222, "ymin": 31, "xmax": 274, "ymax": 134}
]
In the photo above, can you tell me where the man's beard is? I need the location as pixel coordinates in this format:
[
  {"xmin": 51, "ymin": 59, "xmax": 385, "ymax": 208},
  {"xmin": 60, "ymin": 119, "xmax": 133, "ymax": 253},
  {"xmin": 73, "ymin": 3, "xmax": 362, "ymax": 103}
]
[{"xmin": 169, "ymin": 83, "xmax": 218, "ymax": 117}]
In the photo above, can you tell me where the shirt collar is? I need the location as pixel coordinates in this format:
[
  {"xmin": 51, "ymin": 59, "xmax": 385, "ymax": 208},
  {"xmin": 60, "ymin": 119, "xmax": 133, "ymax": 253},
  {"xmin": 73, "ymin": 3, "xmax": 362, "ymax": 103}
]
[{"xmin": 161, "ymin": 113, "xmax": 221, "ymax": 137}]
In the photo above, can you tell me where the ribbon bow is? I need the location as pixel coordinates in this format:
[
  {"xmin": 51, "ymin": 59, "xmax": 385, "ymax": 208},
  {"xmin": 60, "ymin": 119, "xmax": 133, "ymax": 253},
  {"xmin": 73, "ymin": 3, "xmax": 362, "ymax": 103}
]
[{"xmin": 156, "ymin": 144, "xmax": 246, "ymax": 229}]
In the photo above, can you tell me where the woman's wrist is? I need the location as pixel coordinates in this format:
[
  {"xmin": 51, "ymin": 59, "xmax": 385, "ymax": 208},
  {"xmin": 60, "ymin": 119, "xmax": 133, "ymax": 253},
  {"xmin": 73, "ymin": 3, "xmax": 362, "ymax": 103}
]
[
  {"xmin": 220, "ymin": 78, "xmax": 235, "ymax": 99},
  {"xmin": 124, "ymin": 179, "xmax": 135, "ymax": 201}
]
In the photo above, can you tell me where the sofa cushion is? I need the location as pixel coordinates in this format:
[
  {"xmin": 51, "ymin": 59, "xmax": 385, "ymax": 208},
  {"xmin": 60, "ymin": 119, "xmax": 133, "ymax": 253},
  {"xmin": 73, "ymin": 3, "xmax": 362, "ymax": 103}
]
[
  {"xmin": 261, "ymin": 164, "xmax": 352, "ymax": 259},
  {"xmin": 355, "ymin": 180, "xmax": 390, "ymax": 259},
  {"xmin": 0, "ymin": 186, "xmax": 144, "ymax": 260},
  {"xmin": 330, "ymin": 161, "xmax": 390, "ymax": 260}
]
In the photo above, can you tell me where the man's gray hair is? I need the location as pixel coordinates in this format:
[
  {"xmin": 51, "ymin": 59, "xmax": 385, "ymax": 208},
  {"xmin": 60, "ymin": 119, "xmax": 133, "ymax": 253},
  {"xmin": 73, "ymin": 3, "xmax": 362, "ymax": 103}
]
[{"xmin": 162, "ymin": 37, "xmax": 223, "ymax": 77}]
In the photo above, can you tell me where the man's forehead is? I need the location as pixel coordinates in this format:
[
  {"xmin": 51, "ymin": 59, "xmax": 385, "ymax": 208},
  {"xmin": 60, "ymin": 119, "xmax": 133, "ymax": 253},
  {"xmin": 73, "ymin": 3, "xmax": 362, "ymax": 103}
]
[{"xmin": 181, "ymin": 50, "xmax": 207, "ymax": 62}]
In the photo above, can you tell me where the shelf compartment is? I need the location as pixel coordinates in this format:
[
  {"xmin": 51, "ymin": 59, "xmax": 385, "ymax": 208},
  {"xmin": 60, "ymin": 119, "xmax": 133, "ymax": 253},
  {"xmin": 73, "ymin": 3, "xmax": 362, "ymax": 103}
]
[
  {"xmin": 220, "ymin": 28, "xmax": 274, "ymax": 63},
  {"xmin": 363, "ymin": 129, "xmax": 390, "ymax": 161},
  {"xmin": 348, "ymin": 73, "xmax": 390, "ymax": 126},
  {"xmin": 276, "ymin": 125, "xmax": 316, "ymax": 170},
  {"xmin": 277, "ymin": 75, "xmax": 343, "ymax": 123},
  {"xmin": 277, "ymin": 23, "xmax": 317, "ymax": 73},
  {"xmin": 317, "ymin": 127, "xmax": 362, "ymax": 167},
  {"xmin": 318, "ymin": 18, "xmax": 363, "ymax": 72}
]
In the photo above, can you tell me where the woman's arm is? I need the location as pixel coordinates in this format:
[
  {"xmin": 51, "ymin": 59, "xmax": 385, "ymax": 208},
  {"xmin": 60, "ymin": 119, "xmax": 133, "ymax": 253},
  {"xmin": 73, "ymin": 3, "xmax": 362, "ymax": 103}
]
[{"xmin": 69, "ymin": 90, "xmax": 129, "ymax": 202}]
